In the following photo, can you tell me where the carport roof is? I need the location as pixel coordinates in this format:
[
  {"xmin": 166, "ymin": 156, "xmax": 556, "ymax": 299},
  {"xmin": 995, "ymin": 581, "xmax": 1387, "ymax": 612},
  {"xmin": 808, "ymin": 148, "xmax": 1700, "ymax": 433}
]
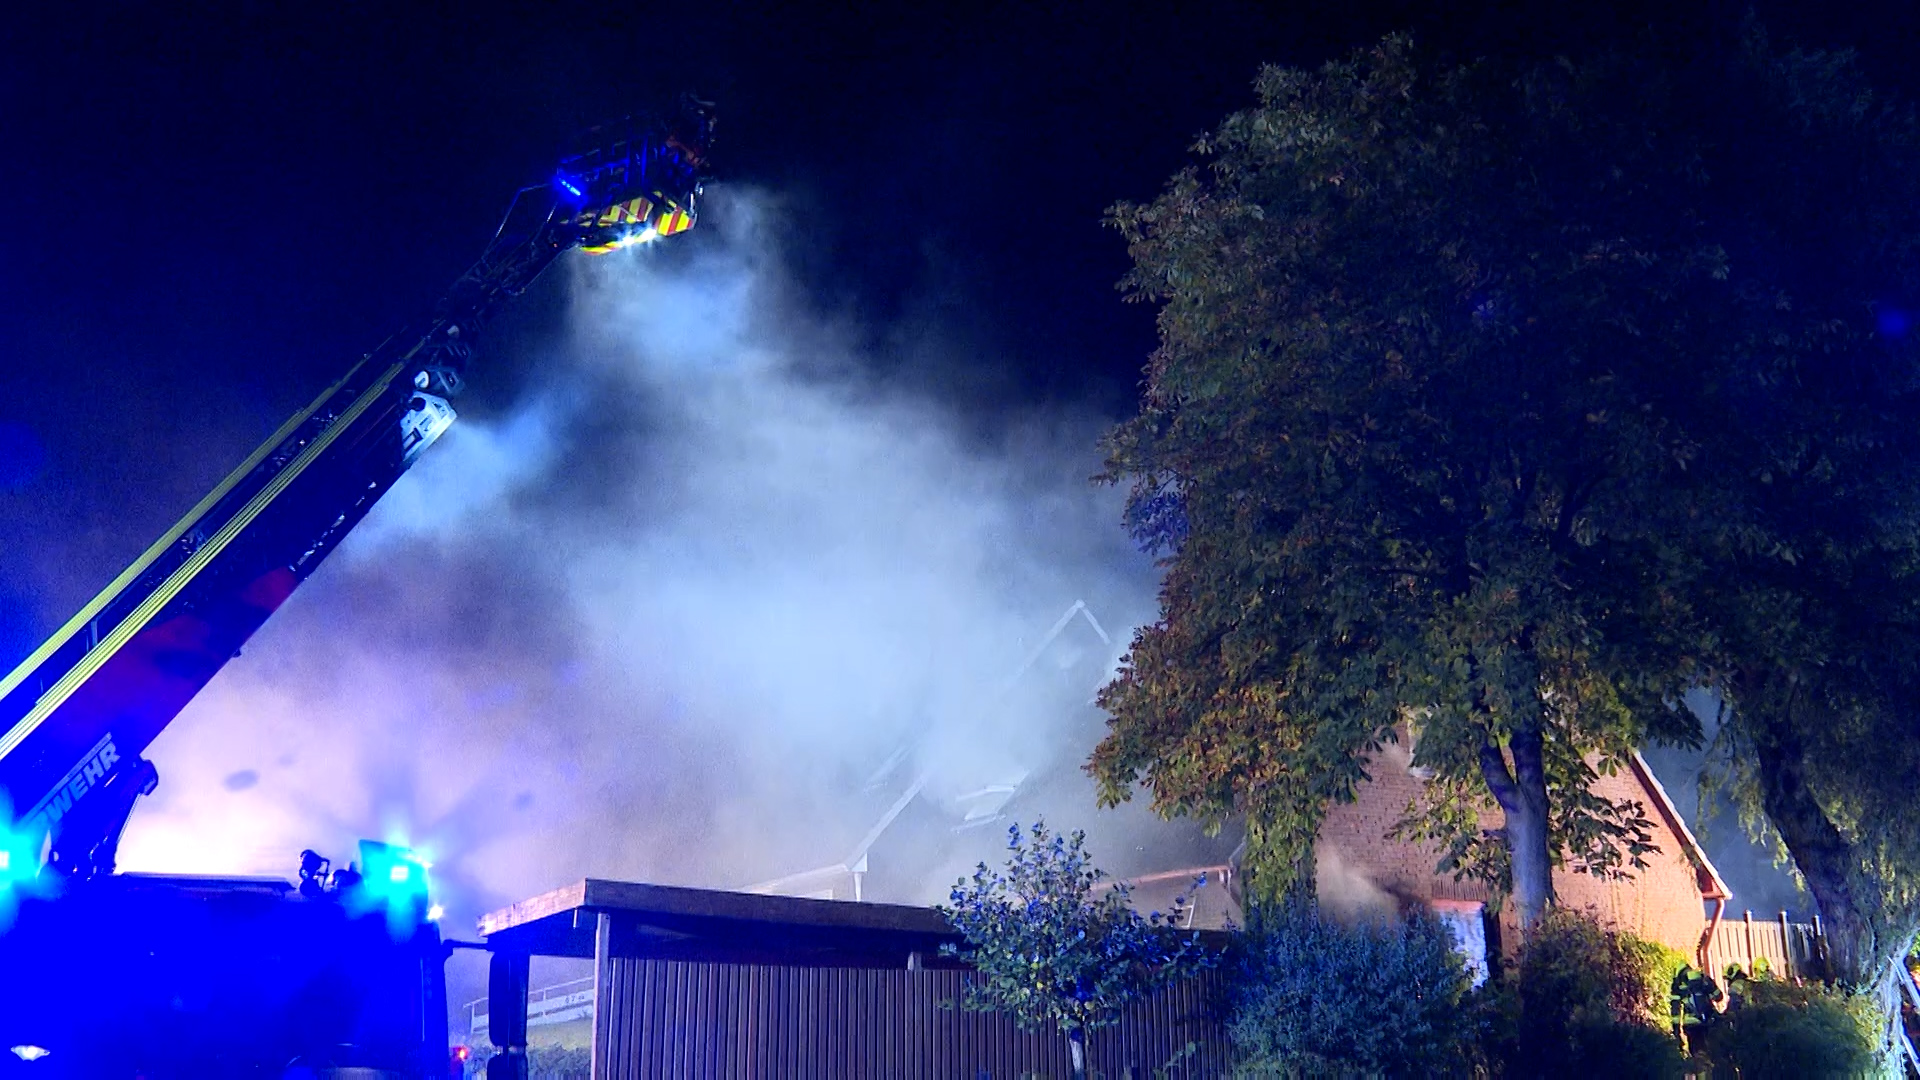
[{"xmin": 476, "ymin": 878, "xmax": 965, "ymax": 968}]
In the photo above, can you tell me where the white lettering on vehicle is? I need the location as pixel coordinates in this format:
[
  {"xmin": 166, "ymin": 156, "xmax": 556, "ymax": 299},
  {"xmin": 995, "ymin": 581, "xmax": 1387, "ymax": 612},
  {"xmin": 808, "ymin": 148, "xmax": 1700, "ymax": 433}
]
[{"xmin": 23, "ymin": 734, "xmax": 120, "ymax": 838}]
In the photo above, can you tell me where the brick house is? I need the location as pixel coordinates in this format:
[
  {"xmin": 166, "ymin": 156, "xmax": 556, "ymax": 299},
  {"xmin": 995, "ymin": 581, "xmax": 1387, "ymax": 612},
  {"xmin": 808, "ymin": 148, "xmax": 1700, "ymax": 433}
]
[
  {"xmin": 1315, "ymin": 737, "xmax": 1731, "ymax": 963},
  {"xmin": 734, "ymin": 599, "xmax": 1731, "ymax": 969}
]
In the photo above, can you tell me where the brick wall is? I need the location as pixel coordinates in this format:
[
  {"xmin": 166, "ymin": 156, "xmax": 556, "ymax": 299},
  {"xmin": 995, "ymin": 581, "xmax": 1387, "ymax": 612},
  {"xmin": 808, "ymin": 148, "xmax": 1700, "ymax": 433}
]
[{"xmin": 1315, "ymin": 739, "xmax": 1710, "ymax": 959}]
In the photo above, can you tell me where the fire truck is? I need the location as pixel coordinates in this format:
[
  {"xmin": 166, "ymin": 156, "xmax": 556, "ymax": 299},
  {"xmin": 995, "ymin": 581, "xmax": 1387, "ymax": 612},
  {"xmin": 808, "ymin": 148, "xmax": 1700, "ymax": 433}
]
[{"xmin": 0, "ymin": 101, "xmax": 713, "ymax": 1078}]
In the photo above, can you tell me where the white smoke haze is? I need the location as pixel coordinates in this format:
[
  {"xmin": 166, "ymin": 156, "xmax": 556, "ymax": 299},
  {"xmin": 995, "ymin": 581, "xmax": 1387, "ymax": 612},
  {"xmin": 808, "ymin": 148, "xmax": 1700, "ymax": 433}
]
[
  {"xmin": 1313, "ymin": 843, "xmax": 1398, "ymax": 924},
  {"xmin": 116, "ymin": 188, "xmax": 1171, "ymax": 939}
]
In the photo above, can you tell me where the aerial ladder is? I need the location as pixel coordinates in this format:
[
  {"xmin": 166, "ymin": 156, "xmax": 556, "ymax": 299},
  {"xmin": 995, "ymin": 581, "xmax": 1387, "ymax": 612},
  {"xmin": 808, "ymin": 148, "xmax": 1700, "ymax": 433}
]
[{"xmin": 0, "ymin": 100, "xmax": 713, "ymax": 1078}]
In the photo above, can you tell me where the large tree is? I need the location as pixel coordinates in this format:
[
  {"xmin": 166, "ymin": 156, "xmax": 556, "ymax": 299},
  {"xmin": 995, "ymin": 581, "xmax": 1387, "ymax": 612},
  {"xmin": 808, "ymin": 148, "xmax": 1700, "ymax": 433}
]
[
  {"xmin": 1092, "ymin": 26, "xmax": 1920, "ymax": 975},
  {"xmin": 1092, "ymin": 35, "xmax": 1719, "ymax": 930},
  {"xmin": 1669, "ymin": 41, "xmax": 1920, "ymax": 996}
]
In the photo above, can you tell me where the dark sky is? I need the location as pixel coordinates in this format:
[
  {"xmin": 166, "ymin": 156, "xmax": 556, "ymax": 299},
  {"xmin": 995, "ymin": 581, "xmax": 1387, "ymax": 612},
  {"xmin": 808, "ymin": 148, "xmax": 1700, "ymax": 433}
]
[
  {"xmin": 6, "ymin": 0, "xmax": 1919, "ymax": 651},
  {"xmin": 0, "ymin": 0, "xmax": 1348, "ymax": 654},
  {"xmin": 0, "ymin": 2, "xmax": 1909, "ymax": 914}
]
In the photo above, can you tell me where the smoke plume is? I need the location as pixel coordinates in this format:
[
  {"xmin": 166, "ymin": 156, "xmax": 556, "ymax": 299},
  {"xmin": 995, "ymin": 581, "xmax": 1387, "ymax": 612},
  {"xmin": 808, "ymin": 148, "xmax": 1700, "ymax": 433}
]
[{"xmin": 115, "ymin": 189, "xmax": 1167, "ymax": 944}]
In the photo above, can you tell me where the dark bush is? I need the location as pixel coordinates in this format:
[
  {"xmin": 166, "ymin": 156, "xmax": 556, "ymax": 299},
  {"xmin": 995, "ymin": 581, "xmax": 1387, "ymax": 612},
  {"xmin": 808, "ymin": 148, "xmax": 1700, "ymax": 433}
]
[
  {"xmin": 1467, "ymin": 981, "xmax": 1691, "ymax": 1077},
  {"xmin": 1224, "ymin": 903, "xmax": 1474, "ymax": 1077},
  {"xmin": 1492, "ymin": 908, "xmax": 1687, "ymax": 1078},
  {"xmin": 1698, "ymin": 974, "xmax": 1880, "ymax": 1079},
  {"xmin": 1561, "ymin": 1017, "xmax": 1692, "ymax": 1077},
  {"xmin": 463, "ymin": 1044, "xmax": 591, "ymax": 1080}
]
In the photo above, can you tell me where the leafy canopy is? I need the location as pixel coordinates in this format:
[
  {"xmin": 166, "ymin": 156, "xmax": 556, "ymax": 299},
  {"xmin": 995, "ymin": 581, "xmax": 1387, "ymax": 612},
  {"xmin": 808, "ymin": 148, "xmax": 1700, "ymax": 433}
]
[
  {"xmin": 1095, "ymin": 21, "xmax": 1920, "ymax": 998},
  {"xmin": 1093, "ymin": 34, "xmax": 1721, "ymax": 902},
  {"xmin": 1610, "ymin": 30, "xmax": 1920, "ymax": 989},
  {"xmin": 937, "ymin": 821, "xmax": 1210, "ymax": 1038}
]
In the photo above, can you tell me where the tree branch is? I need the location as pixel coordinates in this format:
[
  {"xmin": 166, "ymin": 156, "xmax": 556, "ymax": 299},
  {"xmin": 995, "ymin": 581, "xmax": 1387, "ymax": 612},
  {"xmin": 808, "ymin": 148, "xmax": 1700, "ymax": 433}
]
[{"xmin": 1479, "ymin": 739, "xmax": 1521, "ymax": 814}]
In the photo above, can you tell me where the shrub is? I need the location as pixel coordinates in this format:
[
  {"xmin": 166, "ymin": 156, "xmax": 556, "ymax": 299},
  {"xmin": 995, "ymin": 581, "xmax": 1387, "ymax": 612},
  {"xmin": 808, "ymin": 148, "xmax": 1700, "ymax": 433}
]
[
  {"xmin": 1224, "ymin": 903, "xmax": 1473, "ymax": 1077},
  {"xmin": 1461, "ymin": 978, "xmax": 1522, "ymax": 1073},
  {"xmin": 1557, "ymin": 1018, "xmax": 1692, "ymax": 1077},
  {"xmin": 1698, "ymin": 974, "xmax": 1880, "ymax": 1079},
  {"xmin": 462, "ymin": 1045, "xmax": 590, "ymax": 1080},
  {"xmin": 1498, "ymin": 909, "xmax": 1687, "ymax": 1078},
  {"xmin": 937, "ymin": 821, "xmax": 1211, "ymax": 1080},
  {"xmin": 1618, "ymin": 933, "xmax": 1692, "ymax": 1025}
]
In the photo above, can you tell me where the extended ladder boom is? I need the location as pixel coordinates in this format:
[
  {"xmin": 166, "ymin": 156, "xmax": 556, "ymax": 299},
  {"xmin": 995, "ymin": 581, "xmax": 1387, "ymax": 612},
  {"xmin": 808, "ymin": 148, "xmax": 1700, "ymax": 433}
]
[{"xmin": 0, "ymin": 102, "xmax": 713, "ymax": 881}]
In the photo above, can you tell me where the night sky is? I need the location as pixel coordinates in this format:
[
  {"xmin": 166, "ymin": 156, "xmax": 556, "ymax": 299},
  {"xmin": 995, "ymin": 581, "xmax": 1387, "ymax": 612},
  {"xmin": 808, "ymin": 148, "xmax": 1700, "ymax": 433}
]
[
  {"xmin": 6, "ymin": 0, "xmax": 1919, "ymax": 651},
  {"xmin": 3, "ymin": 2, "xmax": 1912, "ymax": 921}
]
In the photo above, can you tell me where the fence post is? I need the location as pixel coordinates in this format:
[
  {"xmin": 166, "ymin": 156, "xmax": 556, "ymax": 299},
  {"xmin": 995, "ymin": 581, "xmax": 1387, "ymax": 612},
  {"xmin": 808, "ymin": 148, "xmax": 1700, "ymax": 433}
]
[
  {"xmin": 1743, "ymin": 910, "xmax": 1755, "ymax": 975},
  {"xmin": 1812, "ymin": 913, "xmax": 1826, "ymax": 979},
  {"xmin": 1777, "ymin": 911, "xmax": 1792, "ymax": 979}
]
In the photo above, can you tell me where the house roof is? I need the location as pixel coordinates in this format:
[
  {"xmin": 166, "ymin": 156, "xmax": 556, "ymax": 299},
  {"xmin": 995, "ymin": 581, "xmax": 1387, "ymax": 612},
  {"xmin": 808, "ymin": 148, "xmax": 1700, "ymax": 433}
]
[{"xmin": 1628, "ymin": 751, "xmax": 1732, "ymax": 902}]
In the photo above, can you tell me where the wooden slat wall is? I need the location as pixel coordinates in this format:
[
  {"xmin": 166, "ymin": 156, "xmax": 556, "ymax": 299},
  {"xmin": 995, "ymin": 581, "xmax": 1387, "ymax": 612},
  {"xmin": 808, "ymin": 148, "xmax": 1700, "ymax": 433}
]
[
  {"xmin": 1702, "ymin": 914, "xmax": 1826, "ymax": 982},
  {"xmin": 593, "ymin": 959, "xmax": 1232, "ymax": 1079}
]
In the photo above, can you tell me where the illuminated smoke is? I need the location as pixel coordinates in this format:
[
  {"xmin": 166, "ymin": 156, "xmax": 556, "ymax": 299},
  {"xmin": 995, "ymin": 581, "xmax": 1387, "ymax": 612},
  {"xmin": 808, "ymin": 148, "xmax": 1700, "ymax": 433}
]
[
  {"xmin": 1313, "ymin": 843, "xmax": 1399, "ymax": 924},
  {"xmin": 115, "ymin": 188, "xmax": 1169, "ymax": 939}
]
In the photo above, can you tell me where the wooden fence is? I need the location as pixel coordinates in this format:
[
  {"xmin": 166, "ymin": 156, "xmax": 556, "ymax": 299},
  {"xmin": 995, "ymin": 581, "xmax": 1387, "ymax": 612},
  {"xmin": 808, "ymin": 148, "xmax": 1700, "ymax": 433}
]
[
  {"xmin": 1899, "ymin": 964, "xmax": 1920, "ymax": 1076},
  {"xmin": 1702, "ymin": 909, "xmax": 1827, "ymax": 982},
  {"xmin": 591, "ymin": 958, "xmax": 1232, "ymax": 1080}
]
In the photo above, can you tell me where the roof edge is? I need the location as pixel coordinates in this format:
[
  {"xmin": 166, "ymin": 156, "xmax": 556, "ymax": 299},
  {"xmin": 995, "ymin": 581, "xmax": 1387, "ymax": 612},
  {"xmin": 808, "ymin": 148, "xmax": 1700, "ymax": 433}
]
[
  {"xmin": 477, "ymin": 879, "xmax": 589, "ymax": 936},
  {"xmin": 1628, "ymin": 750, "xmax": 1732, "ymax": 902}
]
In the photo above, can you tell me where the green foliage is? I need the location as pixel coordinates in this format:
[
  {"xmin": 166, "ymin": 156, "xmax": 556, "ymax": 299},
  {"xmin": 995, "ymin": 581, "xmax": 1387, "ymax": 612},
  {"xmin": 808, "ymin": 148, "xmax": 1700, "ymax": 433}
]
[
  {"xmin": 937, "ymin": 821, "xmax": 1211, "ymax": 1044},
  {"xmin": 1514, "ymin": 911, "xmax": 1647, "ymax": 1043},
  {"xmin": 463, "ymin": 1045, "xmax": 590, "ymax": 1080},
  {"xmin": 1093, "ymin": 17, "xmax": 1920, "ymax": 986},
  {"xmin": 1092, "ymin": 32, "xmax": 1719, "ymax": 909},
  {"xmin": 1620, "ymin": 933, "xmax": 1693, "ymax": 1025},
  {"xmin": 1223, "ymin": 904, "xmax": 1473, "ymax": 1078},
  {"xmin": 1698, "ymin": 974, "xmax": 1882, "ymax": 1079},
  {"xmin": 1660, "ymin": 24, "xmax": 1920, "ymax": 990},
  {"xmin": 1553, "ymin": 1021, "xmax": 1691, "ymax": 1079},
  {"xmin": 1489, "ymin": 909, "xmax": 1687, "ymax": 1077}
]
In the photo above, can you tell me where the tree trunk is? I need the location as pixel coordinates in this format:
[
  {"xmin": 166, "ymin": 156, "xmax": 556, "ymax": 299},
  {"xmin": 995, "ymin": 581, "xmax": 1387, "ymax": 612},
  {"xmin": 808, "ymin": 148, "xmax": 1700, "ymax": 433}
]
[
  {"xmin": 1068, "ymin": 1027, "xmax": 1087, "ymax": 1080},
  {"xmin": 1748, "ymin": 712, "xmax": 1909, "ymax": 991},
  {"xmin": 1481, "ymin": 721, "xmax": 1555, "ymax": 934}
]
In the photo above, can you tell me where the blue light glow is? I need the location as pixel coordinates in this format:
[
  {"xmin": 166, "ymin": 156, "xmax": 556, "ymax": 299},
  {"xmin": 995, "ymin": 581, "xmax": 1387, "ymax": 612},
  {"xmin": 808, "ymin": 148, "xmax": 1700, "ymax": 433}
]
[
  {"xmin": 0, "ymin": 803, "xmax": 38, "ymax": 891},
  {"xmin": 0, "ymin": 800, "xmax": 49, "ymax": 931},
  {"xmin": 351, "ymin": 839, "xmax": 433, "ymax": 936}
]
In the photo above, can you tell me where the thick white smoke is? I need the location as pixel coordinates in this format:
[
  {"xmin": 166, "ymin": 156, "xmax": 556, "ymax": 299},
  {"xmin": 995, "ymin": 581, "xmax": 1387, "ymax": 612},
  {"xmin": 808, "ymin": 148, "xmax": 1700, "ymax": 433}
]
[{"xmin": 115, "ymin": 189, "xmax": 1166, "ymax": 934}]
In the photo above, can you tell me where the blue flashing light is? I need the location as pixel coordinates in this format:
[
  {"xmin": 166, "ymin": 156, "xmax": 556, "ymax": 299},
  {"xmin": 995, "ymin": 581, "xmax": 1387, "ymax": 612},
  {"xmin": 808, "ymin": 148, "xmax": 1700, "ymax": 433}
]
[
  {"xmin": 0, "ymin": 807, "xmax": 39, "ymax": 892},
  {"xmin": 352, "ymin": 839, "xmax": 432, "ymax": 935},
  {"xmin": 555, "ymin": 173, "xmax": 586, "ymax": 200},
  {"xmin": 0, "ymin": 803, "xmax": 49, "ymax": 931}
]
